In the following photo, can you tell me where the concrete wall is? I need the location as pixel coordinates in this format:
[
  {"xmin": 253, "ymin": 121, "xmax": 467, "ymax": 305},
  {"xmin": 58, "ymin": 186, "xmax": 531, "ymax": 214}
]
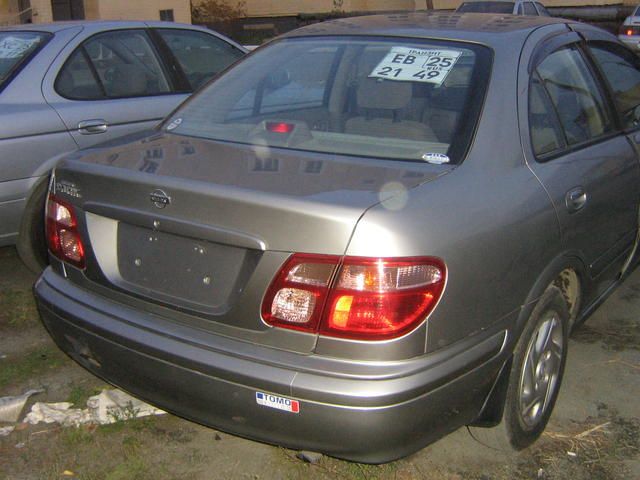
[
  {"xmin": 95, "ymin": 0, "xmax": 191, "ymax": 23},
  {"xmin": 227, "ymin": 0, "xmax": 416, "ymax": 17},
  {"xmin": 5, "ymin": 0, "xmax": 190, "ymax": 23},
  {"xmin": 214, "ymin": 0, "xmax": 636, "ymax": 17}
]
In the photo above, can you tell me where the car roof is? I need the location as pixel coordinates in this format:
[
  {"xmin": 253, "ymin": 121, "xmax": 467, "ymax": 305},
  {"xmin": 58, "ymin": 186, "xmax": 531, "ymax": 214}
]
[
  {"xmin": 0, "ymin": 20, "xmax": 199, "ymax": 33},
  {"xmin": 282, "ymin": 12, "xmax": 573, "ymax": 45}
]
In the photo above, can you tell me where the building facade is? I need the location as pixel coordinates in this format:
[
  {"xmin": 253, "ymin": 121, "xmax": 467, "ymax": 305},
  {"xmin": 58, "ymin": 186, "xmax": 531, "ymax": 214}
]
[{"xmin": 0, "ymin": 0, "xmax": 191, "ymax": 25}]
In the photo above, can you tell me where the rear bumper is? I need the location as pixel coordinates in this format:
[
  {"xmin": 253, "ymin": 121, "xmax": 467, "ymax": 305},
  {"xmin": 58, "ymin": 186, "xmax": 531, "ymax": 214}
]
[{"xmin": 35, "ymin": 268, "xmax": 507, "ymax": 463}]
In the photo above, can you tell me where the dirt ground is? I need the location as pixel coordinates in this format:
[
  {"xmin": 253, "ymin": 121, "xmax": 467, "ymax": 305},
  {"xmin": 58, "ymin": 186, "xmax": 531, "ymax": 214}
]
[{"xmin": 0, "ymin": 245, "xmax": 638, "ymax": 480}]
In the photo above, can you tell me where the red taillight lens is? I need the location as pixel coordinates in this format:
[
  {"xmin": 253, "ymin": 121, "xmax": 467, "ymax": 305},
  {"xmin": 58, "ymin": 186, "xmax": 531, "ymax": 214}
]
[
  {"xmin": 322, "ymin": 257, "xmax": 445, "ymax": 340},
  {"xmin": 261, "ymin": 255, "xmax": 446, "ymax": 340},
  {"xmin": 45, "ymin": 194, "xmax": 85, "ymax": 269},
  {"xmin": 620, "ymin": 25, "xmax": 638, "ymax": 36}
]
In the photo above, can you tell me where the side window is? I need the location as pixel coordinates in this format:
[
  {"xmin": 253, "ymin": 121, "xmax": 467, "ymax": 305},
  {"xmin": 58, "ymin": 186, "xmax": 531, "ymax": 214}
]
[
  {"xmin": 55, "ymin": 49, "xmax": 103, "ymax": 100},
  {"xmin": 260, "ymin": 48, "xmax": 336, "ymax": 114},
  {"xmin": 535, "ymin": 46, "xmax": 613, "ymax": 147},
  {"xmin": 529, "ymin": 72, "xmax": 565, "ymax": 156},
  {"xmin": 156, "ymin": 29, "xmax": 244, "ymax": 90},
  {"xmin": 227, "ymin": 46, "xmax": 337, "ymax": 119},
  {"xmin": 523, "ymin": 2, "xmax": 538, "ymax": 15},
  {"xmin": 56, "ymin": 29, "xmax": 171, "ymax": 100},
  {"xmin": 588, "ymin": 42, "xmax": 640, "ymax": 130}
]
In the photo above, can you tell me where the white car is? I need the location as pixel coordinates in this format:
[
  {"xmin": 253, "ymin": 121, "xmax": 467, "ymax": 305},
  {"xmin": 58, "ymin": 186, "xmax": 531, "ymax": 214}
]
[
  {"xmin": 619, "ymin": 5, "xmax": 640, "ymax": 51},
  {"xmin": 456, "ymin": 0, "xmax": 550, "ymax": 16}
]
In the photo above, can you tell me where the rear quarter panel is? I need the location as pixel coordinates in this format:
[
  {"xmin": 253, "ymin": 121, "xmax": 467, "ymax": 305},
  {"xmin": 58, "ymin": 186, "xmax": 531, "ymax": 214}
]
[{"xmin": 340, "ymin": 34, "xmax": 562, "ymax": 353}]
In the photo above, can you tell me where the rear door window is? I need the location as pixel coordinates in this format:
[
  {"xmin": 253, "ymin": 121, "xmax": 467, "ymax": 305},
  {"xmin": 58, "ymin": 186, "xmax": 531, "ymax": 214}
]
[
  {"xmin": 0, "ymin": 32, "xmax": 50, "ymax": 90},
  {"xmin": 56, "ymin": 29, "xmax": 171, "ymax": 99},
  {"xmin": 534, "ymin": 46, "xmax": 613, "ymax": 147},
  {"xmin": 156, "ymin": 29, "xmax": 244, "ymax": 90},
  {"xmin": 588, "ymin": 41, "xmax": 640, "ymax": 130},
  {"xmin": 529, "ymin": 72, "xmax": 566, "ymax": 156},
  {"xmin": 523, "ymin": 2, "xmax": 538, "ymax": 15}
]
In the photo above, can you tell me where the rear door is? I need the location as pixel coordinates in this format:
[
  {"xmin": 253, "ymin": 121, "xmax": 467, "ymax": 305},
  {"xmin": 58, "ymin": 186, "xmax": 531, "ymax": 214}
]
[
  {"xmin": 42, "ymin": 26, "xmax": 188, "ymax": 149},
  {"xmin": 521, "ymin": 33, "xmax": 640, "ymax": 295},
  {"xmin": 581, "ymin": 34, "xmax": 640, "ymax": 272}
]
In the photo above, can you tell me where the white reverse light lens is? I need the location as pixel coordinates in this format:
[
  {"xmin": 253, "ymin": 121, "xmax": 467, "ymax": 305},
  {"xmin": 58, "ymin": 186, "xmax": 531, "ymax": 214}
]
[
  {"xmin": 271, "ymin": 288, "xmax": 317, "ymax": 324},
  {"xmin": 286, "ymin": 263, "xmax": 335, "ymax": 286},
  {"xmin": 338, "ymin": 262, "xmax": 442, "ymax": 292},
  {"xmin": 55, "ymin": 203, "xmax": 73, "ymax": 227}
]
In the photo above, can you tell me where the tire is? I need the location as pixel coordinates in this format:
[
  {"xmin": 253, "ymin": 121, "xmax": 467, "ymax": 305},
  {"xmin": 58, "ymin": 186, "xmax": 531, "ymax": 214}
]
[
  {"xmin": 16, "ymin": 177, "xmax": 49, "ymax": 273},
  {"xmin": 470, "ymin": 286, "xmax": 569, "ymax": 451}
]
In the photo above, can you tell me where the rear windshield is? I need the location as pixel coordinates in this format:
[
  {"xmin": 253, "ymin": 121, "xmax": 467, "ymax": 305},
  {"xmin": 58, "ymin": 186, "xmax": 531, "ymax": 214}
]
[
  {"xmin": 168, "ymin": 37, "xmax": 491, "ymax": 164},
  {"xmin": 0, "ymin": 31, "xmax": 49, "ymax": 90},
  {"xmin": 457, "ymin": 2, "xmax": 515, "ymax": 13}
]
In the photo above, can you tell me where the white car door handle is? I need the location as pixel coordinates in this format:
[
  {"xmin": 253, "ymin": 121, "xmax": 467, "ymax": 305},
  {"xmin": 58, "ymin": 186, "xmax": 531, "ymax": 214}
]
[{"xmin": 78, "ymin": 119, "xmax": 108, "ymax": 135}]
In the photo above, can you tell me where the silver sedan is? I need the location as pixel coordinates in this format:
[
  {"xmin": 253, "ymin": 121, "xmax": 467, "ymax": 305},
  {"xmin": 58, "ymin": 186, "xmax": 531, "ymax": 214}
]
[
  {"xmin": 0, "ymin": 20, "xmax": 245, "ymax": 271},
  {"xmin": 35, "ymin": 13, "xmax": 640, "ymax": 463}
]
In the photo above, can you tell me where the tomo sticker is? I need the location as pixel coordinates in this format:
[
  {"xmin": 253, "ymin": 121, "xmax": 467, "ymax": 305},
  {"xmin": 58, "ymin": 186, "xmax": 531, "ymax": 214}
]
[
  {"xmin": 369, "ymin": 47, "xmax": 463, "ymax": 85},
  {"xmin": 256, "ymin": 392, "xmax": 300, "ymax": 413},
  {"xmin": 422, "ymin": 153, "xmax": 450, "ymax": 164}
]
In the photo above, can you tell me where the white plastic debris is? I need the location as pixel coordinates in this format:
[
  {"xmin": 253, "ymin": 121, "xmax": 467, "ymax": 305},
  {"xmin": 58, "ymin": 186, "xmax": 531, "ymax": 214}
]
[
  {"xmin": 0, "ymin": 389, "xmax": 44, "ymax": 423},
  {"xmin": 25, "ymin": 402, "xmax": 91, "ymax": 427},
  {"xmin": 0, "ymin": 426, "xmax": 15, "ymax": 437},
  {"xmin": 567, "ymin": 451, "xmax": 577, "ymax": 458},
  {"xmin": 25, "ymin": 389, "xmax": 165, "ymax": 427}
]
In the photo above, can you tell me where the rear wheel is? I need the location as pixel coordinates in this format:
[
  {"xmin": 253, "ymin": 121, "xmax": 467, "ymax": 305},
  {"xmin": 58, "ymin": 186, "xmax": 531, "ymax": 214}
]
[
  {"xmin": 471, "ymin": 286, "xmax": 569, "ymax": 450},
  {"xmin": 16, "ymin": 178, "xmax": 49, "ymax": 273}
]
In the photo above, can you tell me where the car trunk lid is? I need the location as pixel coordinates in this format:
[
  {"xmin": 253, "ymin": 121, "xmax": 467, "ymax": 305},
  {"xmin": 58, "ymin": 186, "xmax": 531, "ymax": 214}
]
[{"xmin": 52, "ymin": 133, "xmax": 451, "ymax": 351}]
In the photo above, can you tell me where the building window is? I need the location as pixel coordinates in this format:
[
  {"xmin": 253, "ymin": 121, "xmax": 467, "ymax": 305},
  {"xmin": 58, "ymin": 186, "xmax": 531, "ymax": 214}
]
[{"xmin": 159, "ymin": 9, "xmax": 174, "ymax": 21}]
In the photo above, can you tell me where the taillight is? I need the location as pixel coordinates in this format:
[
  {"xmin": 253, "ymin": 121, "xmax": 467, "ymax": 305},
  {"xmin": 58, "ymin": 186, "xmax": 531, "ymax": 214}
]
[
  {"xmin": 266, "ymin": 121, "xmax": 295, "ymax": 134},
  {"xmin": 261, "ymin": 254, "xmax": 445, "ymax": 341},
  {"xmin": 620, "ymin": 25, "xmax": 638, "ymax": 36},
  {"xmin": 45, "ymin": 194, "xmax": 85, "ymax": 269},
  {"xmin": 261, "ymin": 254, "xmax": 339, "ymax": 332}
]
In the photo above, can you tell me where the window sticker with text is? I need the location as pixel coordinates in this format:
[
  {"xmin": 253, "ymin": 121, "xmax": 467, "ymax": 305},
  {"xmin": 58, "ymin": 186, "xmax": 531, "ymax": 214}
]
[{"xmin": 369, "ymin": 47, "xmax": 463, "ymax": 85}]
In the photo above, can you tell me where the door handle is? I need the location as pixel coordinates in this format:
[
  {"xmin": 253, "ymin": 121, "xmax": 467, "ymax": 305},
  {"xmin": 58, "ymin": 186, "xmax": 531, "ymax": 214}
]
[
  {"xmin": 565, "ymin": 187, "xmax": 587, "ymax": 213},
  {"xmin": 78, "ymin": 119, "xmax": 108, "ymax": 135}
]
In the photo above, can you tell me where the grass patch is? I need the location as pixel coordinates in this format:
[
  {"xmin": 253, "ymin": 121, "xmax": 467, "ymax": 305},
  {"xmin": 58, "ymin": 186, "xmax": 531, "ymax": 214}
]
[
  {"xmin": 513, "ymin": 410, "xmax": 640, "ymax": 480},
  {"xmin": 67, "ymin": 384, "xmax": 105, "ymax": 408},
  {"xmin": 0, "ymin": 288, "xmax": 39, "ymax": 329},
  {"xmin": 104, "ymin": 456, "xmax": 154, "ymax": 480},
  {"xmin": 0, "ymin": 345, "xmax": 67, "ymax": 389},
  {"xmin": 60, "ymin": 426, "xmax": 95, "ymax": 447}
]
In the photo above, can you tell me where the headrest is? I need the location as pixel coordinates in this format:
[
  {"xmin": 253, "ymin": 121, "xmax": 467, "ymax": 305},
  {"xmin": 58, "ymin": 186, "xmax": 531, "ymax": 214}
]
[
  {"xmin": 357, "ymin": 78, "xmax": 412, "ymax": 110},
  {"xmin": 110, "ymin": 64, "xmax": 148, "ymax": 97}
]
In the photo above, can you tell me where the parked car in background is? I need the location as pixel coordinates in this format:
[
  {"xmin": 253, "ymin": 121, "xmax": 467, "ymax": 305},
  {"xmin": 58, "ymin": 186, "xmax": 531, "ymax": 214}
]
[
  {"xmin": 456, "ymin": 0, "xmax": 550, "ymax": 15},
  {"xmin": 618, "ymin": 5, "xmax": 640, "ymax": 51},
  {"xmin": 35, "ymin": 13, "xmax": 640, "ymax": 463},
  {"xmin": 0, "ymin": 21, "xmax": 246, "ymax": 272}
]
